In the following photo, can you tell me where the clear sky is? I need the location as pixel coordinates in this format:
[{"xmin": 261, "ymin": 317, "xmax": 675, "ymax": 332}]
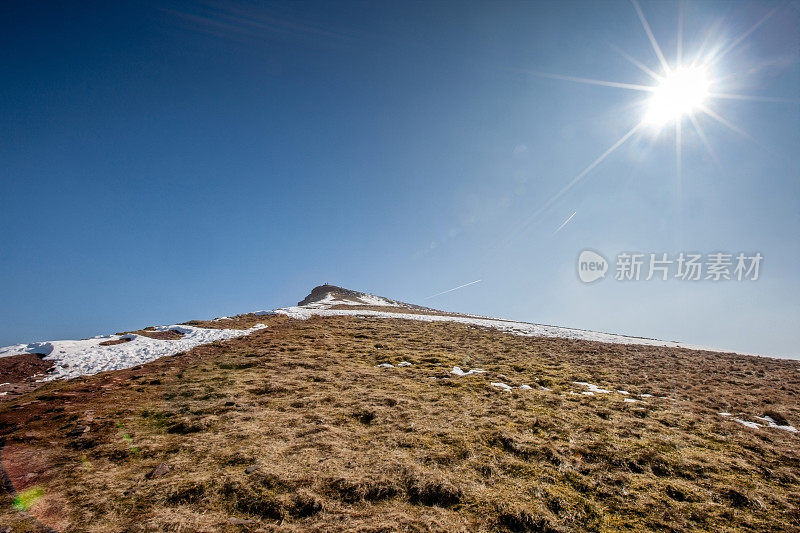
[{"xmin": 1, "ymin": 1, "xmax": 798, "ymax": 358}]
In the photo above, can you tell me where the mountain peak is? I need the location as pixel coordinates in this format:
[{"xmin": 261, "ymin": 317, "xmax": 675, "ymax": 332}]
[{"xmin": 297, "ymin": 284, "xmax": 412, "ymax": 308}]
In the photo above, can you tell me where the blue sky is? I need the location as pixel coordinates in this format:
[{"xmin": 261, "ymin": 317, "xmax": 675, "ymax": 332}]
[{"xmin": 1, "ymin": 1, "xmax": 798, "ymax": 358}]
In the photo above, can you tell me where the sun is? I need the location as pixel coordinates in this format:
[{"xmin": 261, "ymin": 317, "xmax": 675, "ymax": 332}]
[
  {"xmin": 643, "ymin": 66, "xmax": 711, "ymax": 126},
  {"xmin": 504, "ymin": 0, "xmax": 794, "ymax": 242}
]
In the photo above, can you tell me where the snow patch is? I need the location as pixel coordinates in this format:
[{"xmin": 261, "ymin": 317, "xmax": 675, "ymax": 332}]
[
  {"xmin": 358, "ymin": 294, "xmax": 395, "ymax": 306},
  {"xmin": 755, "ymin": 416, "xmax": 798, "ymax": 433},
  {"xmin": 451, "ymin": 366, "xmax": 486, "ymax": 377},
  {"xmin": 573, "ymin": 381, "xmax": 611, "ymax": 394},
  {"xmin": 298, "ymin": 291, "xmax": 400, "ymax": 310},
  {"xmin": 491, "ymin": 382, "xmax": 513, "ymax": 392},
  {"xmin": 733, "ymin": 418, "xmax": 761, "ymax": 429},
  {"xmin": 0, "ymin": 324, "xmax": 267, "ymax": 381}
]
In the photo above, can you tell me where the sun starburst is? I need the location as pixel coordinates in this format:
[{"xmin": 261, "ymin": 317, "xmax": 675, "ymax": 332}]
[
  {"xmin": 514, "ymin": 0, "xmax": 797, "ymax": 238},
  {"xmin": 643, "ymin": 65, "xmax": 711, "ymax": 126}
]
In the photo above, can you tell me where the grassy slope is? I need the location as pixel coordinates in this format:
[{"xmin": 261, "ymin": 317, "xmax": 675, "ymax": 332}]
[{"xmin": 1, "ymin": 314, "xmax": 799, "ymax": 532}]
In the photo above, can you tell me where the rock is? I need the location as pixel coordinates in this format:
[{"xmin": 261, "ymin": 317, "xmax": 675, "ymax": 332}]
[
  {"xmin": 245, "ymin": 465, "xmax": 259, "ymax": 474},
  {"xmin": 146, "ymin": 462, "xmax": 169, "ymax": 479},
  {"xmin": 225, "ymin": 401, "xmax": 236, "ymax": 407},
  {"xmin": 66, "ymin": 425, "xmax": 89, "ymax": 438}
]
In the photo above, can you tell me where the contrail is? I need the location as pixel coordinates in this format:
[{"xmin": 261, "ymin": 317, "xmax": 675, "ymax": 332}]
[
  {"xmin": 501, "ymin": 122, "xmax": 642, "ymax": 247},
  {"xmin": 424, "ymin": 279, "xmax": 482, "ymax": 300},
  {"xmin": 554, "ymin": 211, "xmax": 577, "ymax": 234}
]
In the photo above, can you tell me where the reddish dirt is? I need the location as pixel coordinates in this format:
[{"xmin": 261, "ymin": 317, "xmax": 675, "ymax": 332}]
[
  {"xmin": 98, "ymin": 337, "xmax": 131, "ymax": 346},
  {"xmin": 136, "ymin": 329, "xmax": 184, "ymax": 340},
  {"xmin": 0, "ymin": 353, "xmax": 54, "ymax": 405},
  {"xmin": 0, "ymin": 353, "xmax": 53, "ymax": 384},
  {"xmin": 2, "ymin": 442, "xmax": 69, "ymax": 531},
  {"xmin": 117, "ymin": 329, "xmax": 185, "ymax": 340}
]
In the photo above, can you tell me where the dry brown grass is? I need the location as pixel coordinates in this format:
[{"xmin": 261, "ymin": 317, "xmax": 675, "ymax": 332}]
[
  {"xmin": 98, "ymin": 338, "xmax": 132, "ymax": 347},
  {"xmin": 1, "ymin": 315, "xmax": 799, "ymax": 532}
]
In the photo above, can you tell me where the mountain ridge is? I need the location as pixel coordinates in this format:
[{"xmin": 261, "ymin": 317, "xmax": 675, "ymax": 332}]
[{"xmin": 296, "ymin": 283, "xmax": 424, "ymax": 309}]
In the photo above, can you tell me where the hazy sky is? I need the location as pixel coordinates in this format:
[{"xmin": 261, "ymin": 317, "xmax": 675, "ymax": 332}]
[{"xmin": 2, "ymin": 1, "xmax": 798, "ymax": 358}]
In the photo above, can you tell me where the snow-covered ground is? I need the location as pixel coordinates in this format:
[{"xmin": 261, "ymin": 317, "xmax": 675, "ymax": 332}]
[
  {"xmin": 0, "ymin": 323, "xmax": 266, "ymax": 381},
  {"xmin": 274, "ymin": 296, "xmax": 725, "ymax": 352},
  {"xmin": 301, "ymin": 291, "xmax": 396, "ymax": 309}
]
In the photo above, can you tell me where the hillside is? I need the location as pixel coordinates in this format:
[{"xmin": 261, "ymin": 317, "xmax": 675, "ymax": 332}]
[{"xmin": 1, "ymin": 287, "xmax": 799, "ymax": 531}]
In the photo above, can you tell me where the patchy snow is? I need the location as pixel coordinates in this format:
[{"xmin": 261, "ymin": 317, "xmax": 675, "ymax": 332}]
[
  {"xmin": 573, "ymin": 381, "xmax": 611, "ymax": 394},
  {"xmin": 397, "ymin": 361, "xmax": 412, "ymax": 367},
  {"xmin": 582, "ymin": 391, "xmax": 595, "ymax": 396},
  {"xmin": 253, "ymin": 310, "xmax": 276, "ymax": 316},
  {"xmin": 376, "ymin": 363, "xmax": 394, "ymax": 368},
  {"xmin": 299, "ymin": 291, "xmax": 400, "ymax": 310},
  {"xmin": 755, "ymin": 416, "xmax": 798, "ymax": 433},
  {"xmin": 451, "ymin": 366, "xmax": 486, "ymax": 377},
  {"xmin": 733, "ymin": 418, "xmax": 761, "ymax": 429},
  {"xmin": 617, "ymin": 390, "xmax": 630, "ymax": 395},
  {"xmin": 640, "ymin": 393, "xmax": 653, "ymax": 398},
  {"xmin": 275, "ymin": 302, "xmax": 723, "ymax": 351},
  {"xmin": 358, "ymin": 294, "xmax": 395, "ymax": 306},
  {"xmin": 0, "ymin": 324, "xmax": 267, "ymax": 381},
  {"xmin": 718, "ymin": 412, "xmax": 732, "ymax": 417},
  {"xmin": 519, "ymin": 384, "xmax": 533, "ymax": 390},
  {"xmin": 725, "ymin": 416, "xmax": 798, "ymax": 433},
  {"xmin": 278, "ymin": 307, "xmax": 314, "ymax": 320},
  {"xmin": 491, "ymin": 382, "xmax": 513, "ymax": 392},
  {"xmin": 623, "ymin": 398, "xmax": 639, "ymax": 403}
]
